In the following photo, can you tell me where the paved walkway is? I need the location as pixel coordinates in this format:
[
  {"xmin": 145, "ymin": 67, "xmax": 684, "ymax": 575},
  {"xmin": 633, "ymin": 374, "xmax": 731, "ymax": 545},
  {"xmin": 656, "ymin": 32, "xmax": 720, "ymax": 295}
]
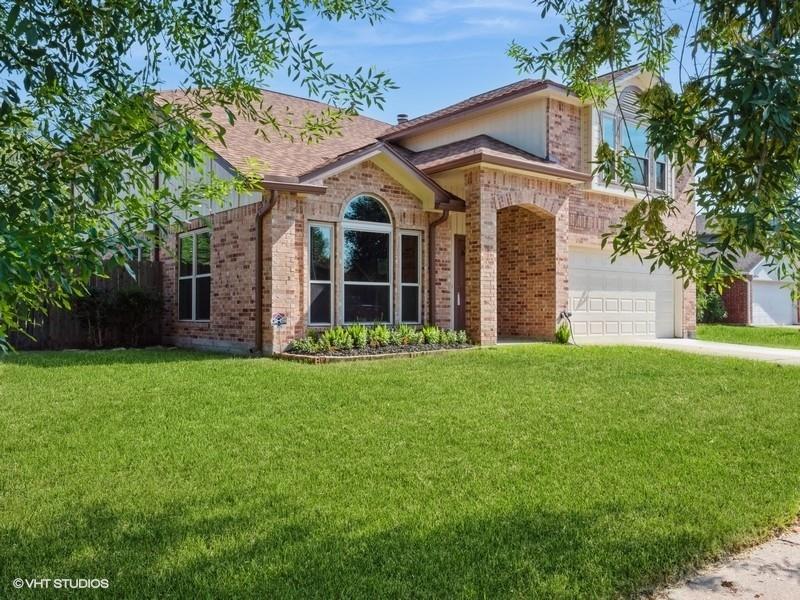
[
  {"xmin": 635, "ymin": 338, "xmax": 800, "ymax": 366},
  {"xmin": 658, "ymin": 524, "xmax": 800, "ymax": 599}
]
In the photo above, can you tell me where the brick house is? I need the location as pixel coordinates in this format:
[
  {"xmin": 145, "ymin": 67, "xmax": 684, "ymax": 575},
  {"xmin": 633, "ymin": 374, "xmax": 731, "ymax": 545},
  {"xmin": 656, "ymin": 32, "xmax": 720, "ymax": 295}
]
[{"xmin": 157, "ymin": 66, "xmax": 697, "ymax": 354}]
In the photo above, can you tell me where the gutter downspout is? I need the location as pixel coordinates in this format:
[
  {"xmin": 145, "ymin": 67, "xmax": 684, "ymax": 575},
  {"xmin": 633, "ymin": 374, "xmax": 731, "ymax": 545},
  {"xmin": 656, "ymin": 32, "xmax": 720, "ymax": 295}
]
[
  {"xmin": 253, "ymin": 189, "xmax": 278, "ymax": 354},
  {"xmin": 428, "ymin": 208, "xmax": 449, "ymax": 325}
]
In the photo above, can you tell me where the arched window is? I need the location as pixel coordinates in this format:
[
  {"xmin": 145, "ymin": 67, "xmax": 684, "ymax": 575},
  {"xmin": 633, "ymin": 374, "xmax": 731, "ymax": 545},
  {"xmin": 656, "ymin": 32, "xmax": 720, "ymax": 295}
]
[{"xmin": 342, "ymin": 195, "xmax": 392, "ymax": 323}]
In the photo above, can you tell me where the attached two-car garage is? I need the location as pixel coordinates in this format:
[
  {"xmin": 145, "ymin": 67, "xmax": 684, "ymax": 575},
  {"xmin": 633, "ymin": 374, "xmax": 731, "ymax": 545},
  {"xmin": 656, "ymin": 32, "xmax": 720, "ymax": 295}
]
[{"xmin": 568, "ymin": 248, "xmax": 680, "ymax": 340}]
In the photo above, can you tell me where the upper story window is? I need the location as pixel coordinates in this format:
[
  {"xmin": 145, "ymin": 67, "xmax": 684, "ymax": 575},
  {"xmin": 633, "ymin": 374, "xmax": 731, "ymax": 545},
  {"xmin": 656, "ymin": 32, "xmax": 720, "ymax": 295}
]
[
  {"xmin": 342, "ymin": 195, "xmax": 392, "ymax": 323},
  {"xmin": 600, "ymin": 87, "xmax": 668, "ymax": 192},
  {"xmin": 178, "ymin": 229, "xmax": 211, "ymax": 321}
]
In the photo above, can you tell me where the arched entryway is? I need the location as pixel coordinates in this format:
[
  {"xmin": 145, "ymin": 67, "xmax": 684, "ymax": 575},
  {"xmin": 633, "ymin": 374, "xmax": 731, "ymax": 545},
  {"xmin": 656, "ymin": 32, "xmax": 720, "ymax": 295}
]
[{"xmin": 496, "ymin": 204, "xmax": 559, "ymax": 340}]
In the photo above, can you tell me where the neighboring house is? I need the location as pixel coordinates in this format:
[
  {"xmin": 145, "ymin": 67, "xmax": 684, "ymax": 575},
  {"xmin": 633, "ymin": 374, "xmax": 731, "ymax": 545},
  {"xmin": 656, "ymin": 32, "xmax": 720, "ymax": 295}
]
[
  {"xmin": 156, "ymin": 65, "xmax": 696, "ymax": 354},
  {"xmin": 697, "ymin": 217, "xmax": 799, "ymax": 326},
  {"xmin": 720, "ymin": 255, "xmax": 799, "ymax": 326}
]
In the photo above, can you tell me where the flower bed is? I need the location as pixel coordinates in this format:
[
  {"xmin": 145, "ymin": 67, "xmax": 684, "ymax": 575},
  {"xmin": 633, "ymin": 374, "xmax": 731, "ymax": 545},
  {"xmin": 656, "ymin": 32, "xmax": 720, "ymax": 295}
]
[{"xmin": 285, "ymin": 324, "xmax": 471, "ymax": 357}]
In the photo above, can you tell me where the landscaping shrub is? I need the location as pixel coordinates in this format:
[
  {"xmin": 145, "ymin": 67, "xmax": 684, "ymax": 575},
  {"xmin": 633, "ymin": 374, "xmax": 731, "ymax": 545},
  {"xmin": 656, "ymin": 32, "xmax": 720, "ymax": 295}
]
[
  {"xmin": 347, "ymin": 324, "xmax": 368, "ymax": 349},
  {"xmin": 75, "ymin": 286, "xmax": 162, "ymax": 348},
  {"xmin": 421, "ymin": 325, "xmax": 441, "ymax": 345},
  {"xmin": 368, "ymin": 324, "xmax": 391, "ymax": 347},
  {"xmin": 555, "ymin": 321, "xmax": 571, "ymax": 344},
  {"xmin": 697, "ymin": 286, "xmax": 728, "ymax": 323},
  {"xmin": 286, "ymin": 324, "xmax": 470, "ymax": 355}
]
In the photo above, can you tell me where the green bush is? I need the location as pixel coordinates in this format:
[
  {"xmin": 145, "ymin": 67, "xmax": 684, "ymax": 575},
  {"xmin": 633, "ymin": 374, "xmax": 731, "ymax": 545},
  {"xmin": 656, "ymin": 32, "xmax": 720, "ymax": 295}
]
[
  {"xmin": 697, "ymin": 286, "xmax": 728, "ymax": 323},
  {"xmin": 347, "ymin": 324, "xmax": 368, "ymax": 349},
  {"xmin": 287, "ymin": 337, "xmax": 319, "ymax": 354},
  {"xmin": 368, "ymin": 324, "xmax": 391, "ymax": 347},
  {"xmin": 320, "ymin": 326, "xmax": 353, "ymax": 351},
  {"xmin": 421, "ymin": 325, "xmax": 441, "ymax": 345},
  {"xmin": 285, "ymin": 326, "xmax": 472, "ymax": 355},
  {"xmin": 75, "ymin": 286, "xmax": 162, "ymax": 348},
  {"xmin": 554, "ymin": 321, "xmax": 571, "ymax": 344},
  {"xmin": 393, "ymin": 323, "xmax": 416, "ymax": 346}
]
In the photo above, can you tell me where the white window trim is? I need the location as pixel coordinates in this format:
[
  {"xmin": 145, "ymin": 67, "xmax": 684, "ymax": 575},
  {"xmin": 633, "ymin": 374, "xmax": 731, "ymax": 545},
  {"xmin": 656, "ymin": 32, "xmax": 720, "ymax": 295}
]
[
  {"xmin": 178, "ymin": 229, "xmax": 211, "ymax": 322},
  {"xmin": 307, "ymin": 221, "xmax": 335, "ymax": 326},
  {"xmin": 340, "ymin": 201, "xmax": 394, "ymax": 325},
  {"xmin": 399, "ymin": 230, "xmax": 422, "ymax": 324}
]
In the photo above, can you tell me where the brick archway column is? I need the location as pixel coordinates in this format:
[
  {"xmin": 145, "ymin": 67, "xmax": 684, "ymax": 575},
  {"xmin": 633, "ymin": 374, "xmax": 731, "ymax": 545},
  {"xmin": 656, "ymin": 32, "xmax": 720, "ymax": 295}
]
[
  {"xmin": 554, "ymin": 200, "xmax": 570, "ymax": 324},
  {"xmin": 464, "ymin": 168, "xmax": 497, "ymax": 345}
]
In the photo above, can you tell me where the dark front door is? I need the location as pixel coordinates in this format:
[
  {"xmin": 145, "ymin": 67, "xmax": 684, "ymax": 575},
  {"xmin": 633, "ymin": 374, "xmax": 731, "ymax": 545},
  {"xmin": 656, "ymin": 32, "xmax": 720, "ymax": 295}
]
[{"xmin": 453, "ymin": 234, "xmax": 466, "ymax": 330}]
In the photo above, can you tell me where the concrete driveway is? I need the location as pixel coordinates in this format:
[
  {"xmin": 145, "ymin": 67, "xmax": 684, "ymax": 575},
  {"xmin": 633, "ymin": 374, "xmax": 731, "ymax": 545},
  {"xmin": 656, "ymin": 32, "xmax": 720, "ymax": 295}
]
[
  {"xmin": 634, "ymin": 338, "xmax": 800, "ymax": 366},
  {"xmin": 657, "ymin": 524, "xmax": 800, "ymax": 599}
]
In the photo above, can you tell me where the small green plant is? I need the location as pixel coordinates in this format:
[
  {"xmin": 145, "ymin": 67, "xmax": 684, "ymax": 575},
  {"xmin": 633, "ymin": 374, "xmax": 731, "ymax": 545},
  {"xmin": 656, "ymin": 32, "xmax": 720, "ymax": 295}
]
[
  {"xmin": 321, "ymin": 326, "xmax": 353, "ymax": 351},
  {"xmin": 440, "ymin": 329, "xmax": 457, "ymax": 345},
  {"xmin": 393, "ymin": 324, "xmax": 416, "ymax": 346},
  {"xmin": 421, "ymin": 325, "xmax": 441, "ymax": 345},
  {"xmin": 455, "ymin": 330, "xmax": 469, "ymax": 345},
  {"xmin": 347, "ymin": 323, "xmax": 368, "ymax": 349},
  {"xmin": 287, "ymin": 337, "xmax": 319, "ymax": 354},
  {"xmin": 368, "ymin": 323, "xmax": 391, "ymax": 347},
  {"xmin": 555, "ymin": 321, "xmax": 571, "ymax": 344}
]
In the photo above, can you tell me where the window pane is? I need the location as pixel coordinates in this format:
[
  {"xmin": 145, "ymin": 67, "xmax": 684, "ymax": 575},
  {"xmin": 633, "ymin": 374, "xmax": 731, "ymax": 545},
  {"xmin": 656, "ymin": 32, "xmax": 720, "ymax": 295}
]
[
  {"xmin": 179, "ymin": 236, "xmax": 193, "ymax": 277},
  {"xmin": 310, "ymin": 226, "xmax": 331, "ymax": 281},
  {"xmin": 656, "ymin": 162, "xmax": 666, "ymax": 190},
  {"xmin": 626, "ymin": 156, "xmax": 649, "ymax": 186},
  {"xmin": 345, "ymin": 285, "xmax": 390, "ymax": 322},
  {"xmin": 179, "ymin": 278, "xmax": 193, "ymax": 320},
  {"xmin": 196, "ymin": 276, "xmax": 211, "ymax": 320},
  {"xmin": 343, "ymin": 195, "xmax": 390, "ymax": 223},
  {"xmin": 196, "ymin": 232, "xmax": 211, "ymax": 275},
  {"xmin": 344, "ymin": 229, "xmax": 390, "ymax": 282},
  {"xmin": 602, "ymin": 115, "xmax": 616, "ymax": 149},
  {"xmin": 401, "ymin": 234, "xmax": 419, "ymax": 284},
  {"xmin": 310, "ymin": 283, "xmax": 332, "ymax": 324},
  {"xmin": 623, "ymin": 123, "xmax": 648, "ymax": 158},
  {"xmin": 401, "ymin": 286, "xmax": 420, "ymax": 323}
]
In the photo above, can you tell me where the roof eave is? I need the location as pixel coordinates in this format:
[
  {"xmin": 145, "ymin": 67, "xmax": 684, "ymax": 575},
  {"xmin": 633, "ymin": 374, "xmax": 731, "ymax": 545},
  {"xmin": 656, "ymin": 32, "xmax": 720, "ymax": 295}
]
[{"xmin": 421, "ymin": 152, "xmax": 591, "ymax": 183}]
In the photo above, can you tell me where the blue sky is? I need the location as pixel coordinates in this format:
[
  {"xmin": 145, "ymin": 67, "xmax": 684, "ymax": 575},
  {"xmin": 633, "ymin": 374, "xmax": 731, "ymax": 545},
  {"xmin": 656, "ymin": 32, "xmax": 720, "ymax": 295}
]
[{"xmin": 157, "ymin": 0, "xmax": 697, "ymax": 125}]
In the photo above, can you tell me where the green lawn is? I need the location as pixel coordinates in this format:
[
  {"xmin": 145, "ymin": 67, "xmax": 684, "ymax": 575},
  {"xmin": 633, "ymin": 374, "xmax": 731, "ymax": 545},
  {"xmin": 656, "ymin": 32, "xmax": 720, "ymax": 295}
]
[
  {"xmin": 697, "ymin": 324, "xmax": 800, "ymax": 349},
  {"xmin": 2, "ymin": 346, "xmax": 800, "ymax": 599}
]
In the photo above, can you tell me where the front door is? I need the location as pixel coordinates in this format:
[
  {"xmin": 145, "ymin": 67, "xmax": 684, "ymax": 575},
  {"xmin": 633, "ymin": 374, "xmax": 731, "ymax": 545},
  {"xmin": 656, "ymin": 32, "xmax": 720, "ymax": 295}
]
[{"xmin": 453, "ymin": 235, "xmax": 466, "ymax": 330}]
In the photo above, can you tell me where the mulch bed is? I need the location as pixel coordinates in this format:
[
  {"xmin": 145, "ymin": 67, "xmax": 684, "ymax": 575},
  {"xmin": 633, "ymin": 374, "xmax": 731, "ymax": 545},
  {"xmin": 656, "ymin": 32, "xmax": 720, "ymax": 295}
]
[{"xmin": 275, "ymin": 344, "xmax": 475, "ymax": 364}]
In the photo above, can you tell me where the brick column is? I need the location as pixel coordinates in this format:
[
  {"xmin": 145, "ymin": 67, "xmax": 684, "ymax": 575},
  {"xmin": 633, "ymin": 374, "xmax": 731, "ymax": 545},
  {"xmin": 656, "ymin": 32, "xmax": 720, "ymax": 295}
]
[
  {"xmin": 555, "ymin": 194, "xmax": 572, "ymax": 320},
  {"xmin": 264, "ymin": 193, "xmax": 304, "ymax": 353},
  {"xmin": 464, "ymin": 168, "xmax": 497, "ymax": 345}
]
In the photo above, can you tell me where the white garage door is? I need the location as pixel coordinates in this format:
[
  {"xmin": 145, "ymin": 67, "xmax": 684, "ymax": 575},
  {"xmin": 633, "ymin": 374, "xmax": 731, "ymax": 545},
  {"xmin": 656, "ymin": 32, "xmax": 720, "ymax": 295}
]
[
  {"xmin": 569, "ymin": 248, "xmax": 677, "ymax": 339},
  {"xmin": 752, "ymin": 280, "xmax": 797, "ymax": 325}
]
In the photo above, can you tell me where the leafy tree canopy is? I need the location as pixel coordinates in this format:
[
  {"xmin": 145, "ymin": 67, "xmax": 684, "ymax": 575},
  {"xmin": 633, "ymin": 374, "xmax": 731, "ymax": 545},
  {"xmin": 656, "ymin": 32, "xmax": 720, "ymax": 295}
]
[
  {"xmin": 0, "ymin": 0, "xmax": 394, "ymax": 348},
  {"xmin": 510, "ymin": 0, "xmax": 800, "ymax": 290}
]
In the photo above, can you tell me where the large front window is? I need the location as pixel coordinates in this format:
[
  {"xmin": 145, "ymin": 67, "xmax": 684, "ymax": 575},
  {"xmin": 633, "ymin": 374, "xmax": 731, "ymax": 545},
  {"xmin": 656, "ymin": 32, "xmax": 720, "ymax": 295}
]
[
  {"xmin": 178, "ymin": 230, "xmax": 211, "ymax": 321},
  {"xmin": 600, "ymin": 108, "xmax": 669, "ymax": 192},
  {"xmin": 342, "ymin": 195, "xmax": 392, "ymax": 323}
]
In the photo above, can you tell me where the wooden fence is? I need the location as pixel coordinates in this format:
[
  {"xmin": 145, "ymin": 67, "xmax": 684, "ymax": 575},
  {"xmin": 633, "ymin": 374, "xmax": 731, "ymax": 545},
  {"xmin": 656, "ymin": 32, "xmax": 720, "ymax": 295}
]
[{"xmin": 9, "ymin": 261, "xmax": 163, "ymax": 350}]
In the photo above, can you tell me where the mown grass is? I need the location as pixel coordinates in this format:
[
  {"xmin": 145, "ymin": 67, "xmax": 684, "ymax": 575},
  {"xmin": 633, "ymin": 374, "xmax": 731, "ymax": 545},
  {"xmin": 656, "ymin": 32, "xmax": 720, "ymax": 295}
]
[
  {"xmin": 2, "ymin": 346, "xmax": 800, "ymax": 599},
  {"xmin": 697, "ymin": 324, "xmax": 800, "ymax": 349}
]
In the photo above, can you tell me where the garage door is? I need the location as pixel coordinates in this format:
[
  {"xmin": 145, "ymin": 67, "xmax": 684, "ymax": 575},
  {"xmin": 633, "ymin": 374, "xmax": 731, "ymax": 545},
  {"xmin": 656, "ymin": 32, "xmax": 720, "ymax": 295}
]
[
  {"xmin": 752, "ymin": 280, "xmax": 797, "ymax": 325},
  {"xmin": 569, "ymin": 248, "xmax": 677, "ymax": 339}
]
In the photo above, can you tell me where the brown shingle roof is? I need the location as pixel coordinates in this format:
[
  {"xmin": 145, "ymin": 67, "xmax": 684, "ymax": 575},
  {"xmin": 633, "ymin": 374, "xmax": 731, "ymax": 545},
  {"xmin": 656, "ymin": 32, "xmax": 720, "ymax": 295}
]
[
  {"xmin": 155, "ymin": 89, "xmax": 391, "ymax": 180},
  {"xmin": 395, "ymin": 135, "xmax": 591, "ymax": 181},
  {"xmin": 380, "ymin": 79, "xmax": 551, "ymax": 140}
]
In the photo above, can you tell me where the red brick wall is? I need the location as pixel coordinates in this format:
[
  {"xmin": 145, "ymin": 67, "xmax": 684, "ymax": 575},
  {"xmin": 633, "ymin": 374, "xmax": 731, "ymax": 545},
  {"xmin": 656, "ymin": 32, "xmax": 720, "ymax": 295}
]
[
  {"xmin": 721, "ymin": 278, "xmax": 750, "ymax": 324},
  {"xmin": 161, "ymin": 160, "xmax": 431, "ymax": 354},
  {"xmin": 161, "ymin": 203, "xmax": 259, "ymax": 353},
  {"xmin": 497, "ymin": 206, "xmax": 557, "ymax": 339},
  {"xmin": 547, "ymin": 99, "xmax": 582, "ymax": 171}
]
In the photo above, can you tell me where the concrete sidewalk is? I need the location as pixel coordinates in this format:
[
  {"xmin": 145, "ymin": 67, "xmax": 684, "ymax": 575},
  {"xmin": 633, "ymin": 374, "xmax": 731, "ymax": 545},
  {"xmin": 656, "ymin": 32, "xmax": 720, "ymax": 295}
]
[
  {"xmin": 634, "ymin": 338, "xmax": 800, "ymax": 366},
  {"xmin": 658, "ymin": 524, "xmax": 800, "ymax": 599}
]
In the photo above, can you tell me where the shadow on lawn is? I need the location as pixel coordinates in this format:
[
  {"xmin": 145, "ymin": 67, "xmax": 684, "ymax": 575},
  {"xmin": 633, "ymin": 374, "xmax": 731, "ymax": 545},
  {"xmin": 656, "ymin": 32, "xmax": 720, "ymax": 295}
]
[
  {"xmin": 0, "ymin": 495, "xmax": 711, "ymax": 599},
  {"xmin": 0, "ymin": 347, "xmax": 238, "ymax": 369}
]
